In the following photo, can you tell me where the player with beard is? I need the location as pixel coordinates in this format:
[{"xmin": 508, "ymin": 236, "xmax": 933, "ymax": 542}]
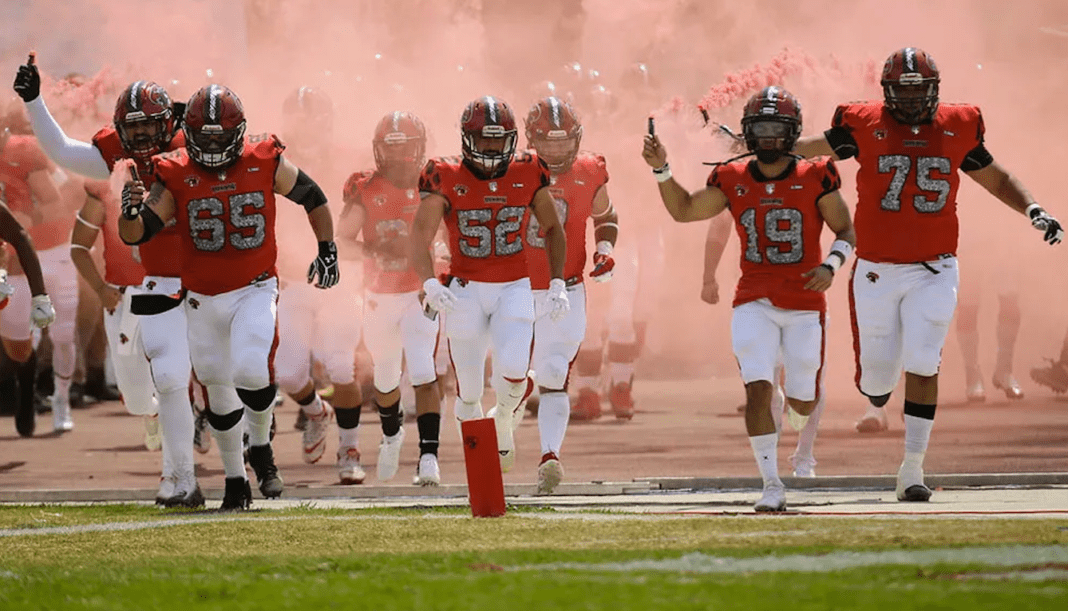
[
  {"xmin": 15, "ymin": 58, "xmax": 205, "ymax": 507},
  {"xmin": 521, "ymin": 96, "xmax": 617, "ymax": 493},
  {"xmin": 119, "ymin": 84, "xmax": 340, "ymax": 510},
  {"xmin": 339, "ymin": 111, "xmax": 443, "ymax": 486},
  {"xmin": 793, "ymin": 48, "xmax": 1062, "ymax": 501},
  {"xmin": 644, "ymin": 86, "xmax": 856, "ymax": 511},
  {"xmin": 411, "ymin": 95, "xmax": 569, "ymax": 473}
]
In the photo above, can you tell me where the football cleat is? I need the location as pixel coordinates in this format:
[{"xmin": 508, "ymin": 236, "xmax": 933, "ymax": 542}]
[
  {"xmin": 608, "ymin": 382, "xmax": 635, "ymax": 420},
  {"xmin": 413, "ymin": 453, "xmax": 441, "ymax": 487},
  {"xmin": 537, "ymin": 452, "xmax": 564, "ymax": 495},
  {"xmin": 855, "ymin": 404, "xmax": 888, "ymax": 433},
  {"xmin": 301, "ymin": 402, "xmax": 334, "ymax": 464},
  {"xmin": 570, "ymin": 388, "xmax": 602, "ymax": 421},
  {"xmin": 247, "ymin": 444, "xmax": 284, "ymax": 498},
  {"xmin": 376, "ymin": 427, "xmax": 405, "ymax": 481},
  {"xmin": 1030, "ymin": 359, "xmax": 1068, "ymax": 394},
  {"xmin": 155, "ymin": 475, "xmax": 176, "ymax": 506},
  {"xmin": 219, "ymin": 477, "xmax": 252, "ymax": 511},
  {"xmin": 754, "ymin": 485, "xmax": 787, "ymax": 512},
  {"xmin": 992, "ymin": 371, "xmax": 1024, "ymax": 400},
  {"xmin": 337, "ymin": 446, "xmax": 366, "ymax": 485}
]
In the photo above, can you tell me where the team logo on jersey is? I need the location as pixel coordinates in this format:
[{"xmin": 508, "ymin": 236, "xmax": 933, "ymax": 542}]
[
  {"xmin": 874, "ymin": 129, "xmax": 887, "ymax": 140},
  {"xmin": 146, "ymin": 281, "xmax": 156, "ymax": 290},
  {"xmin": 488, "ymin": 181, "xmax": 498, "ymax": 192},
  {"xmin": 866, "ymin": 271, "xmax": 879, "ymax": 284},
  {"xmin": 453, "ymin": 184, "xmax": 469, "ymax": 197},
  {"xmin": 910, "ymin": 125, "xmax": 921, "ymax": 135},
  {"xmin": 185, "ymin": 176, "xmax": 200, "ymax": 187},
  {"xmin": 373, "ymin": 194, "xmax": 387, "ymax": 206},
  {"xmin": 216, "ymin": 171, "xmax": 227, "ymax": 181},
  {"xmin": 790, "ymin": 184, "xmax": 804, "ymax": 190},
  {"xmin": 735, "ymin": 184, "xmax": 749, "ymax": 197},
  {"xmin": 512, "ymin": 183, "xmax": 524, "ymax": 188},
  {"xmin": 943, "ymin": 130, "xmax": 956, "ymax": 137},
  {"xmin": 765, "ymin": 183, "xmax": 775, "ymax": 194},
  {"xmin": 188, "ymin": 298, "xmax": 200, "ymax": 309},
  {"xmin": 574, "ymin": 179, "xmax": 585, "ymax": 186},
  {"xmin": 119, "ymin": 333, "xmax": 129, "ymax": 345}
]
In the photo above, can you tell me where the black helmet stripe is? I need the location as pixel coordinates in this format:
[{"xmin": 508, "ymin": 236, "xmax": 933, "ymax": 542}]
[
  {"xmin": 207, "ymin": 85, "xmax": 222, "ymax": 123},
  {"xmin": 128, "ymin": 80, "xmax": 145, "ymax": 111}
]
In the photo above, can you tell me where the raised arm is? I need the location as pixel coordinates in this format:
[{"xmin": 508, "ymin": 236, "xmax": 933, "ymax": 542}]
[{"xmin": 641, "ymin": 133, "xmax": 729, "ymax": 222}]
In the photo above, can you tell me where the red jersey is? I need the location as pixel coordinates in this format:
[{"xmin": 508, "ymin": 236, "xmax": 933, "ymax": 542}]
[
  {"xmin": 0, "ymin": 134, "xmax": 71, "ymax": 250},
  {"xmin": 524, "ymin": 151, "xmax": 608, "ymax": 290},
  {"xmin": 831, "ymin": 101, "xmax": 985, "ymax": 263},
  {"xmin": 419, "ymin": 153, "xmax": 550, "ymax": 283},
  {"xmin": 708, "ymin": 157, "xmax": 841, "ymax": 312},
  {"xmin": 343, "ymin": 170, "xmax": 422, "ymax": 293},
  {"xmin": 153, "ymin": 134, "xmax": 284, "ymax": 296},
  {"xmin": 93, "ymin": 127, "xmax": 185, "ymax": 277},
  {"xmin": 85, "ymin": 179, "xmax": 146, "ymax": 287}
]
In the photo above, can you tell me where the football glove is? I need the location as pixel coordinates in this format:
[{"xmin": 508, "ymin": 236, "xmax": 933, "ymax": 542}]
[
  {"xmin": 1028, "ymin": 205, "xmax": 1063, "ymax": 245},
  {"xmin": 590, "ymin": 240, "xmax": 615, "ymax": 282},
  {"xmin": 31, "ymin": 294, "xmax": 55, "ymax": 328},
  {"xmin": 547, "ymin": 278, "xmax": 570, "ymax": 321},
  {"xmin": 422, "ymin": 277, "xmax": 457, "ymax": 314},
  {"xmin": 308, "ymin": 240, "xmax": 340, "ymax": 288},
  {"xmin": 13, "ymin": 60, "xmax": 40, "ymax": 102}
]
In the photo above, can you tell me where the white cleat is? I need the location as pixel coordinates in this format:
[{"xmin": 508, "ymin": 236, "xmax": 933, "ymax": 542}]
[
  {"xmin": 790, "ymin": 455, "xmax": 816, "ymax": 478},
  {"xmin": 754, "ymin": 484, "xmax": 787, "ymax": 512},
  {"xmin": 376, "ymin": 427, "xmax": 405, "ymax": 481},
  {"xmin": 301, "ymin": 402, "xmax": 334, "ymax": 464},
  {"xmin": 992, "ymin": 371, "xmax": 1025, "ymax": 400},
  {"xmin": 413, "ymin": 453, "xmax": 441, "ymax": 487},
  {"xmin": 143, "ymin": 414, "xmax": 162, "ymax": 451},
  {"xmin": 165, "ymin": 470, "xmax": 205, "ymax": 508},
  {"xmin": 488, "ymin": 406, "xmax": 516, "ymax": 473},
  {"xmin": 537, "ymin": 452, "xmax": 564, "ymax": 495},
  {"xmin": 337, "ymin": 446, "xmax": 366, "ymax": 485},
  {"xmin": 52, "ymin": 398, "xmax": 73, "ymax": 433},
  {"xmin": 855, "ymin": 404, "xmax": 889, "ymax": 433}
]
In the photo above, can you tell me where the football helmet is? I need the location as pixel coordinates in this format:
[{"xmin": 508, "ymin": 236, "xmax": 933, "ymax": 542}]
[
  {"xmin": 460, "ymin": 96, "xmax": 517, "ymax": 180},
  {"xmin": 881, "ymin": 47, "xmax": 940, "ymax": 124},
  {"xmin": 373, "ymin": 110, "xmax": 427, "ymax": 179},
  {"xmin": 524, "ymin": 96, "xmax": 582, "ymax": 173},
  {"xmin": 282, "ymin": 86, "xmax": 333, "ymax": 153},
  {"xmin": 740, "ymin": 86, "xmax": 802, "ymax": 164},
  {"xmin": 113, "ymin": 81, "xmax": 175, "ymax": 160},
  {"xmin": 183, "ymin": 84, "xmax": 246, "ymax": 169}
]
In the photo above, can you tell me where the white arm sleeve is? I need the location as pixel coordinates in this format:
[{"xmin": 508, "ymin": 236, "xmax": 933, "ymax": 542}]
[{"xmin": 24, "ymin": 98, "xmax": 111, "ymax": 180}]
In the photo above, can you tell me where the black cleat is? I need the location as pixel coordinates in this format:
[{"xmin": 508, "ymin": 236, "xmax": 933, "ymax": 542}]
[
  {"xmin": 219, "ymin": 477, "xmax": 252, "ymax": 511},
  {"xmin": 247, "ymin": 444, "xmax": 284, "ymax": 498},
  {"xmin": 898, "ymin": 485, "xmax": 932, "ymax": 502},
  {"xmin": 14, "ymin": 394, "xmax": 35, "ymax": 438},
  {"xmin": 1030, "ymin": 359, "xmax": 1068, "ymax": 394}
]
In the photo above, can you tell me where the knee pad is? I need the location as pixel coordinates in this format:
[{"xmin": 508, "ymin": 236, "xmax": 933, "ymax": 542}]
[
  {"xmin": 206, "ymin": 407, "xmax": 243, "ymax": 431},
  {"xmin": 866, "ymin": 392, "xmax": 892, "ymax": 407},
  {"xmin": 237, "ymin": 385, "xmax": 278, "ymax": 412}
]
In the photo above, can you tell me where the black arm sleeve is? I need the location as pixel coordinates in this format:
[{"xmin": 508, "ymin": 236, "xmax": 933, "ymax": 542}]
[
  {"xmin": 960, "ymin": 143, "xmax": 994, "ymax": 172},
  {"xmin": 123, "ymin": 206, "xmax": 165, "ymax": 245},
  {"xmin": 286, "ymin": 169, "xmax": 328, "ymax": 213},
  {"xmin": 824, "ymin": 126, "xmax": 859, "ymax": 160}
]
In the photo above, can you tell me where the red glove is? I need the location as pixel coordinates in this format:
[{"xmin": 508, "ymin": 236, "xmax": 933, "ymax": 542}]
[{"xmin": 590, "ymin": 241, "xmax": 615, "ymax": 282}]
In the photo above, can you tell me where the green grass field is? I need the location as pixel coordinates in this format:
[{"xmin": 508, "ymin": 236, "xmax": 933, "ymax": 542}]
[{"xmin": 1, "ymin": 504, "xmax": 1066, "ymax": 610}]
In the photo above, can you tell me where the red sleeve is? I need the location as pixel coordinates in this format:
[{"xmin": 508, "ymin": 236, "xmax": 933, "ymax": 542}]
[{"xmin": 706, "ymin": 166, "xmax": 721, "ymax": 189}]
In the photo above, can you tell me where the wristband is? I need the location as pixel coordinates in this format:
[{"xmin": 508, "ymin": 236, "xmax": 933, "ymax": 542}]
[
  {"xmin": 819, "ymin": 262, "xmax": 836, "ymax": 275},
  {"xmin": 595, "ymin": 240, "xmax": 613, "ymax": 256},
  {"xmin": 1025, "ymin": 203, "xmax": 1043, "ymax": 219},
  {"xmin": 652, "ymin": 163, "xmax": 672, "ymax": 183}
]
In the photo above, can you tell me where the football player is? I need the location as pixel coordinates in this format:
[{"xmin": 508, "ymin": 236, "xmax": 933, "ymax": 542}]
[
  {"xmin": 119, "ymin": 84, "xmax": 340, "ymax": 510},
  {"xmin": 411, "ymin": 95, "xmax": 569, "ymax": 473},
  {"xmin": 793, "ymin": 48, "xmax": 1062, "ymax": 501},
  {"xmin": 644, "ymin": 86, "xmax": 856, "ymax": 512},
  {"xmin": 522, "ymin": 96, "xmax": 617, "ymax": 493},
  {"xmin": 15, "ymin": 58, "xmax": 204, "ymax": 507},
  {"xmin": 339, "ymin": 111, "xmax": 442, "ymax": 486}
]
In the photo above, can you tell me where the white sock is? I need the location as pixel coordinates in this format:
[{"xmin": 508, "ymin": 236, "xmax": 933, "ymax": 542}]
[
  {"xmin": 794, "ymin": 394, "xmax": 825, "ymax": 460},
  {"xmin": 749, "ymin": 432, "xmax": 782, "ymax": 488},
  {"xmin": 158, "ymin": 387, "xmax": 195, "ymax": 476},
  {"xmin": 211, "ymin": 417, "xmax": 246, "ymax": 478},
  {"xmin": 454, "ymin": 397, "xmax": 483, "ymax": 421},
  {"xmin": 537, "ymin": 391, "xmax": 570, "ymax": 456},
  {"xmin": 609, "ymin": 362, "xmax": 635, "ymax": 386},
  {"xmin": 903, "ymin": 414, "xmax": 934, "ymax": 454},
  {"xmin": 245, "ymin": 406, "xmax": 274, "ymax": 447},
  {"xmin": 54, "ymin": 375, "xmax": 73, "ymax": 406},
  {"xmin": 300, "ymin": 394, "xmax": 324, "ymax": 416},
  {"xmin": 338, "ymin": 425, "xmax": 359, "ymax": 450},
  {"xmin": 574, "ymin": 374, "xmax": 600, "ymax": 392}
]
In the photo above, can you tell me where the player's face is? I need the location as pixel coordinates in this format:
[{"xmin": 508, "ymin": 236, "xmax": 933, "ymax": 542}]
[
  {"xmin": 124, "ymin": 119, "xmax": 163, "ymax": 149},
  {"xmin": 473, "ymin": 133, "xmax": 509, "ymax": 155},
  {"xmin": 750, "ymin": 120, "xmax": 789, "ymax": 149},
  {"xmin": 533, "ymin": 136, "xmax": 576, "ymax": 169},
  {"xmin": 196, "ymin": 131, "xmax": 232, "ymax": 153},
  {"xmin": 890, "ymin": 85, "xmax": 929, "ymax": 117}
]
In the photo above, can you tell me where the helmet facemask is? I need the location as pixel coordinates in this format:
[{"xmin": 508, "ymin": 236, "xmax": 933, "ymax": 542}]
[
  {"xmin": 118, "ymin": 115, "xmax": 168, "ymax": 159},
  {"xmin": 374, "ymin": 131, "xmax": 426, "ymax": 185},
  {"xmin": 531, "ymin": 130, "xmax": 580, "ymax": 173},
  {"xmin": 462, "ymin": 125, "xmax": 516, "ymax": 180},
  {"xmin": 185, "ymin": 122, "xmax": 246, "ymax": 169},
  {"xmin": 883, "ymin": 77, "xmax": 939, "ymax": 124},
  {"xmin": 743, "ymin": 119, "xmax": 797, "ymax": 164}
]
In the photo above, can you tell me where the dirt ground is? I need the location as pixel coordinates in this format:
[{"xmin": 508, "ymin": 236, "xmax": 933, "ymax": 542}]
[{"xmin": 1, "ymin": 374, "xmax": 1065, "ymax": 493}]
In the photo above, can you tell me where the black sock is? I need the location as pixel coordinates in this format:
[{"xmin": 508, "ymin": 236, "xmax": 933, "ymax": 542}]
[
  {"xmin": 416, "ymin": 413, "xmax": 440, "ymax": 456},
  {"xmin": 17, "ymin": 352, "xmax": 38, "ymax": 414},
  {"xmin": 378, "ymin": 401, "xmax": 402, "ymax": 437},
  {"xmin": 335, "ymin": 406, "xmax": 362, "ymax": 430}
]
